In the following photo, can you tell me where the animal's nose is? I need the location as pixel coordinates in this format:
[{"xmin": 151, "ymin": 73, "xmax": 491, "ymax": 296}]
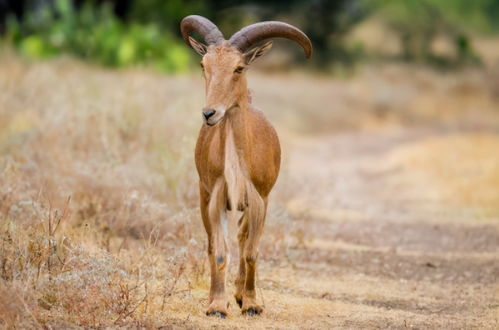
[{"xmin": 202, "ymin": 108, "xmax": 216, "ymax": 120}]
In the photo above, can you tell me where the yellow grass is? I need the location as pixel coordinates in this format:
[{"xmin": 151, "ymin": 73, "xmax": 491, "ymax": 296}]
[{"xmin": 387, "ymin": 133, "xmax": 499, "ymax": 213}]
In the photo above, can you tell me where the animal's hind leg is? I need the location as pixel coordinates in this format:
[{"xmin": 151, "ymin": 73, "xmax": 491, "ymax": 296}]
[
  {"xmin": 240, "ymin": 196, "xmax": 267, "ymax": 315},
  {"xmin": 201, "ymin": 179, "xmax": 230, "ymax": 318}
]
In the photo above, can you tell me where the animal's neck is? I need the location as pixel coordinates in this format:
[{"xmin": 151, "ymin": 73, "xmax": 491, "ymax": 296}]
[
  {"xmin": 223, "ymin": 91, "xmax": 250, "ymax": 215},
  {"xmin": 225, "ymin": 89, "xmax": 250, "ymax": 154}
]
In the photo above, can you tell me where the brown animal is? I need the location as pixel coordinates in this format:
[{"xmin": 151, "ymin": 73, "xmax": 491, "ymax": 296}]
[{"xmin": 180, "ymin": 15, "xmax": 312, "ymax": 318}]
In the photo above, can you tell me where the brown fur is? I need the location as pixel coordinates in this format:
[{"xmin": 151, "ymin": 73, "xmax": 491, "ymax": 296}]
[{"xmin": 194, "ymin": 43, "xmax": 280, "ymax": 316}]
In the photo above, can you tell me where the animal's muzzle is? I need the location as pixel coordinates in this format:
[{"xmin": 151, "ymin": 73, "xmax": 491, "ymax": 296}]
[{"xmin": 202, "ymin": 108, "xmax": 216, "ymax": 121}]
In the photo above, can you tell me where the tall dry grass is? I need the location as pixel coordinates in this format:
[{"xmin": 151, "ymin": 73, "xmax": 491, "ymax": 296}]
[
  {"xmin": 0, "ymin": 54, "xmax": 307, "ymax": 327},
  {"xmin": 0, "ymin": 54, "xmax": 205, "ymax": 327}
]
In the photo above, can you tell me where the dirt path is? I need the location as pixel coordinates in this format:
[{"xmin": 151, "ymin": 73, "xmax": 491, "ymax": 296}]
[{"xmin": 179, "ymin": 128, "xmax": 499, "ymax": 329}]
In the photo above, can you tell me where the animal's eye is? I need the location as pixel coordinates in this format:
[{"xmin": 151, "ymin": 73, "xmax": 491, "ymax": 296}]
[
  {"xmin": 234, "ymin": 66, "xmax": 245, "ymax": 74},
  {"xmin": 200, "ymin": 62, "xmax": 204, "ymax": 70}
]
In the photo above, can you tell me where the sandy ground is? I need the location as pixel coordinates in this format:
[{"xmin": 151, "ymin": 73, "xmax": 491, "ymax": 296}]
[{"xmin": 1, "ymin": 56, "xmax": 498, "ymax": 328}]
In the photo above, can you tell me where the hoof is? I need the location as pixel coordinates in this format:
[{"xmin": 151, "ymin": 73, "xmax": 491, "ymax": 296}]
[
  {"xmin": 206, "ymin": 311, "xmax": 227, "ymax": 319},
  {"xmin": 206, "ymin": 298, "xmax": 229, "ymax": 318},
  {"xmin": 242, "ymin": 306, "xmax": 263, "ymax": 316},
  {"xmin": 246, "ymin": 308, "xmax": 257, "ymax": 316}
]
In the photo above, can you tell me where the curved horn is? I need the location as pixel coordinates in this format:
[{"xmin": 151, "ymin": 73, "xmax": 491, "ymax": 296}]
[
  {"xmin": 180, "ymin": 15, "xmax": 224, "ymax": 46},
  {"xmin": 229, "ymin": 21, "xmax": 312, "ymax": 58}
]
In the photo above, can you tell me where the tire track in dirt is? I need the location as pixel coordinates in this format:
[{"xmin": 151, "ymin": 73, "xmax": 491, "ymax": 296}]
[{"xmin": 310, "ymin": 218, "xmax": 499, "ymax": 253}]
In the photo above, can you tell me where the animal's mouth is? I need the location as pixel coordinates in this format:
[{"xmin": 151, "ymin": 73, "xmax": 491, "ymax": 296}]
[
  {"xmin": 204, "ymin": 104, "xmax": 238, "ymax": 127},
  {"xmin": 206, "ymin": 119, "xmax": 221, "ymax": 126},
  {"xmin": 205, "ymin": 114, "xmax": 223, "ymax": 126}
]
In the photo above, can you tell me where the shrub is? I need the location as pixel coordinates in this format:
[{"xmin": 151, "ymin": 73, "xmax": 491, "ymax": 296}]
[{"xmin": 3, "ymin": 0, "xmax": 192, "ymax": 73}]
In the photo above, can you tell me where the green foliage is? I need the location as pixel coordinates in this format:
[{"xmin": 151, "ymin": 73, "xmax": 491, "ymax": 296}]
[
  {"xmin": 431, "ymin": 0, "xmax": 499, "ymax": 34},
  {"xmin": 368, "ymin": 0, "xmax": 499, "ymax": 35},
  {"xmin": 129, "ymin": 0, "xmax": 207, "ymax": 31},
  {"xmin": 4, "ymin": 0, "xmax": 192, "ymax": 73},
  {"xmin": 367, "ymin": 0, "xmax": 488, "ymax": 65},
  {"xmin": 2, "ymin": 0, "xmax": 497, "ymax": 70}
]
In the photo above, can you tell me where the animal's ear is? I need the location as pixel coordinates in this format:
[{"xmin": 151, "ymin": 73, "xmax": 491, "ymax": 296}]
[
  {"xmin": 243, "ymin": 40, "xmax": 273, "ymax": 65},
  {"xmin": 188, "ymin": 36, "xmax": 208, "ymax": 56}
]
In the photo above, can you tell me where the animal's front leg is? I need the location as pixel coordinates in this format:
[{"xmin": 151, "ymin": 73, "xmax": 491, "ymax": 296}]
[
  {"xmin": 206, "ymin": 242, "xmax": 229, "ymax": 318},
  {"xmin": 205, "ymin": 180, "xmax": 230, "ymax": 318}
]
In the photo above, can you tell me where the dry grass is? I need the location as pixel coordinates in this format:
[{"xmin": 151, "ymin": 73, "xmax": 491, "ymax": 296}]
[
  {"xmin": 385, "ymin": 133, "xmax": 499, "ymax": 213},
  {"xmin": 0, "ymin": 52, "xmax": 498, "ymax": 328}
]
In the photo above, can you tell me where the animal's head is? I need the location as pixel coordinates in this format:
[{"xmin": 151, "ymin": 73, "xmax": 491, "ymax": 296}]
[{"xmin": 181, "ymin": 15, "xmax": 312, "ymax": 126}]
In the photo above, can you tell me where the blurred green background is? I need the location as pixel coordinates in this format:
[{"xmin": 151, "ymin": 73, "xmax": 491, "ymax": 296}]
[{"xmin": 1, "ymin": 0, "xmax": 499, "ymax": 73}]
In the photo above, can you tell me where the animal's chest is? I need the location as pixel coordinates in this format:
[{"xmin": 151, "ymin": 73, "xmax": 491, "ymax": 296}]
[
  {"xmin": 195, "ymin": 125, "xmax": 247, "ymax": 210},
  {"xmin": 195, "ymin": 125, "xmax": 236, "ymax": 185}
]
